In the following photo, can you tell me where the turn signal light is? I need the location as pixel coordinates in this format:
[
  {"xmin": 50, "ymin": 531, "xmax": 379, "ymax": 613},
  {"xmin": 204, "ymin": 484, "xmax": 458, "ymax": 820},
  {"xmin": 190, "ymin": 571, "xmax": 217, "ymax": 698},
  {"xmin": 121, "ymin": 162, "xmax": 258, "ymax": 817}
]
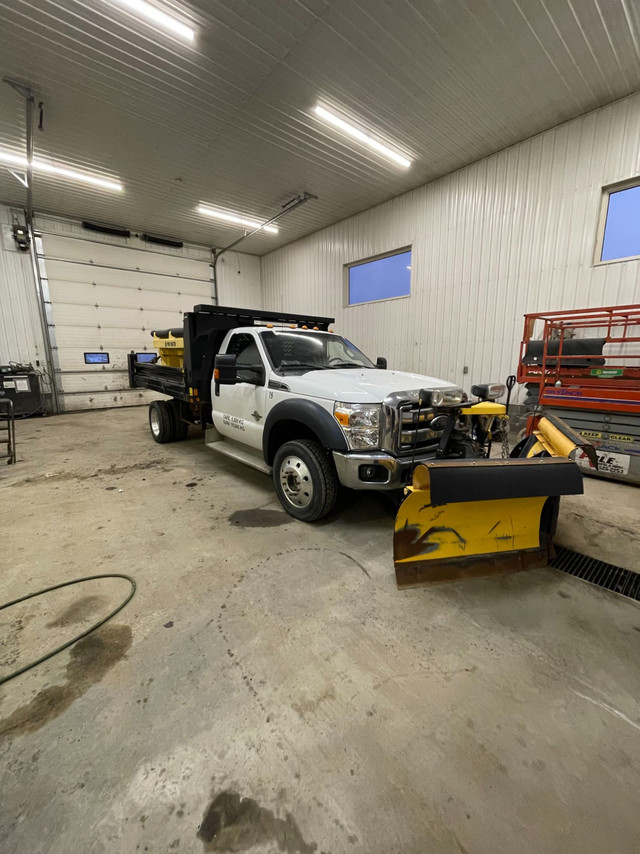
[{"xmin": 213, "ymin": 368, "xmax": 220, "ymax": 380}]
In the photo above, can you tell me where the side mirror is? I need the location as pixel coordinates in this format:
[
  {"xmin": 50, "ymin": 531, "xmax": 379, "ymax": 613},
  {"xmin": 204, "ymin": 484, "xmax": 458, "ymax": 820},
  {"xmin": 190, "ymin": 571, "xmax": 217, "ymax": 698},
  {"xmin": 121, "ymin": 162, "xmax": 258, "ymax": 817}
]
[
  {"xmin": 376, "ymin": 357, "xmax": 387, "ymax": 370},
  {"xmin": 214, "ymin": 354, "xmax": 238, "ymax": 387},
  {"xmin": 241, "ymin": 365, "xmax": 266, "ymax": 386}
]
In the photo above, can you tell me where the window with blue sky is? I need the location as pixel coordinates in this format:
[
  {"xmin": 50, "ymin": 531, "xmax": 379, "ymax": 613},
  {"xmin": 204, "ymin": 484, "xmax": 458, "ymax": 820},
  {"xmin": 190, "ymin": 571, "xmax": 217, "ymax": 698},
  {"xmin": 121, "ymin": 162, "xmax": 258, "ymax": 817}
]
[
  {"xmin": 600, "ymin": 183, "xmax": 640, "ymax": 262},
  {"xmin": 347, "ymin": 249, "xmax": 412, "ymax": 305}
]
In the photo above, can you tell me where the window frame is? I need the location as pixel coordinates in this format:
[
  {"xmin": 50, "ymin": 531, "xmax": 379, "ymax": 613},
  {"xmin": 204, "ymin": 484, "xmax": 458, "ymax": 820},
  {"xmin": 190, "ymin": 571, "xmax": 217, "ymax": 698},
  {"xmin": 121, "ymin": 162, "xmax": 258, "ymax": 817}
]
[
  {"xmin": 225, "ymin": 331, "xmax": 266, "ymax": 385},
  {"xmin": 344, "ymin": 246, "xmax": 412, "ymax": 307},
  {"xmin": 594, "ymin": 177, "xmax": 640, "ymax": 266}
]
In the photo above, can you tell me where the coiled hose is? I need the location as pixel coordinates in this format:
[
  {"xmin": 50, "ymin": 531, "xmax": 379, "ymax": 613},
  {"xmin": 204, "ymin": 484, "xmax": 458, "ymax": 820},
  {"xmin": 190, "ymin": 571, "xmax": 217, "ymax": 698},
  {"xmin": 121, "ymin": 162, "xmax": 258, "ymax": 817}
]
[{"xmin": 0, "ymin": 574, "xmax": 136, "ymax": 686}]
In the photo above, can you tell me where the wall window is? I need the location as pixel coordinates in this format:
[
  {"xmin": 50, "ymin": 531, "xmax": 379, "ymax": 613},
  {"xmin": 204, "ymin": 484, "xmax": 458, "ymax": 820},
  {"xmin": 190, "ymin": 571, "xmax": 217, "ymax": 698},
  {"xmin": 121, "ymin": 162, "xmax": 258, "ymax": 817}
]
[
  {"xmin": 599, "ymin": 181, "xmax": 640, "ymax": 262},
  {"xmin": 347, "ymin": 248, "xmax": 411, "ymax": 305}
]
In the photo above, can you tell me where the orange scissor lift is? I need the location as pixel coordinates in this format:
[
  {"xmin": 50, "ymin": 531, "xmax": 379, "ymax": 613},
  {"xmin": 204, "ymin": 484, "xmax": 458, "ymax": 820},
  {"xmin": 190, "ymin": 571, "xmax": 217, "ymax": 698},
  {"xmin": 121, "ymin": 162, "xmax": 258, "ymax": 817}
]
[{"xmin": 517, "ymin": 304, "xmax": 640, "ymax": 484}]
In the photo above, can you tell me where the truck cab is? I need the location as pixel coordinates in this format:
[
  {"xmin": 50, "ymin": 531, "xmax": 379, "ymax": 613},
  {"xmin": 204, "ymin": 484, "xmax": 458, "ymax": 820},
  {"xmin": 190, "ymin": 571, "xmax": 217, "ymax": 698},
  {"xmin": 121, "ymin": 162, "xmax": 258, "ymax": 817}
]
[{"xmin": 210, "ymin": 323, "xmax": 463, "ymax": 520}]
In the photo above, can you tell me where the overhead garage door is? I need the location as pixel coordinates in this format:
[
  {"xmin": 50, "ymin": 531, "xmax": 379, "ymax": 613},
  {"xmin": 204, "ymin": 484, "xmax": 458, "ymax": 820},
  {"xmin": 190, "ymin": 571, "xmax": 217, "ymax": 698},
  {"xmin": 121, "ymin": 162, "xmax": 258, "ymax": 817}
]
[{"xmin": 35, "ymin": 216, "xmax": 213, "ymax": 412}]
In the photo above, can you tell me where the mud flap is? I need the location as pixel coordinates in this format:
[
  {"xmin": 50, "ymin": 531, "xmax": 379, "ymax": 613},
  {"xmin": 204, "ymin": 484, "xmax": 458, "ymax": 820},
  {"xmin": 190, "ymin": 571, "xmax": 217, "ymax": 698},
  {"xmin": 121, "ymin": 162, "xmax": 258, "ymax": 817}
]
[{"xmin": 394, "ymin": 458, "xmax": 583, "ymax": 588}]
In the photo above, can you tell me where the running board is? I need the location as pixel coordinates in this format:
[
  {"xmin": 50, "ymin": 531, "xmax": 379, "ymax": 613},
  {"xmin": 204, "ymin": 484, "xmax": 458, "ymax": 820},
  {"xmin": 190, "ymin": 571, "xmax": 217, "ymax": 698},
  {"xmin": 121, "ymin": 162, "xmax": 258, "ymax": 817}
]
[{"xmin": 206, "ymin": 436, "xmax": 272, "ymax": 475}]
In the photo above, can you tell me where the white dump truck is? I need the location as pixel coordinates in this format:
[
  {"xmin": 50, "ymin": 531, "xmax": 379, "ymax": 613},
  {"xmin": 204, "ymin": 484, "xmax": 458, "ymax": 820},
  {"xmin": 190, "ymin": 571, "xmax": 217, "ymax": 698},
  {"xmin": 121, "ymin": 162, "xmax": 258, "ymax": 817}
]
[{"xmin": 128, "ymin": 305, "xmax": 585, "ymax": 532}]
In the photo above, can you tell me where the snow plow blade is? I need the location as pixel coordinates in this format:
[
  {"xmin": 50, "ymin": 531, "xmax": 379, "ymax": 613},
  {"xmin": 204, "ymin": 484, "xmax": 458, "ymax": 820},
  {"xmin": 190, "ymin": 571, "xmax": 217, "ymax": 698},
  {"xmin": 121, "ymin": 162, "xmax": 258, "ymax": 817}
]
[{"xmin": 394, "ymin": 458, "xmax": 583, "ymax": 588}]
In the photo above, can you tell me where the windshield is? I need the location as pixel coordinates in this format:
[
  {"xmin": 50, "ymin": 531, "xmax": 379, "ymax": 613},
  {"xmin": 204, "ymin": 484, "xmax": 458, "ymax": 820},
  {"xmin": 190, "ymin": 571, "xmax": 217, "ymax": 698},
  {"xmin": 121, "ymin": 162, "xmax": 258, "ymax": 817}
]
[{"xmin": 260, "ymin": 330, "xmax": 375, "ymax": 374}]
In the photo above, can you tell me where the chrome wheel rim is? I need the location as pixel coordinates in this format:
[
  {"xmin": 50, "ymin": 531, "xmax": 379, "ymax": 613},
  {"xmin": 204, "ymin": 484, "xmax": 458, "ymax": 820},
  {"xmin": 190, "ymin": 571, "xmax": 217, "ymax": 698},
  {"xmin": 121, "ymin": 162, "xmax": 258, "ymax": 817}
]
[
  {"xmin": 279, "ymin": 455, "xmax": 313, "ymax": 508},
  {"xmin": 150, "ymin": 409, "xmax": 161, "ymax": 437}
]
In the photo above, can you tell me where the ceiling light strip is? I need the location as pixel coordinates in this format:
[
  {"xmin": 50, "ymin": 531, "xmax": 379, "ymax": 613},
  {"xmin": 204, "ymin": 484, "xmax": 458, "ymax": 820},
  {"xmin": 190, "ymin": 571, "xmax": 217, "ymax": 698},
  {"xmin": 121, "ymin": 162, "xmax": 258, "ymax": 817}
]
[
  {"xmin": 314, "ymin": 105, "xmax": 412, "ymax": 169},
  {"xmin": 0, "ymin": 151, "xmax": 122, "ymax": 191},
  {"xmin": 197, "ymin": 205, "xmax": 278, "ymax": 234},
  {"xmin": 109, "ymin": 0, "xmax": 195, "ymax": 41}
]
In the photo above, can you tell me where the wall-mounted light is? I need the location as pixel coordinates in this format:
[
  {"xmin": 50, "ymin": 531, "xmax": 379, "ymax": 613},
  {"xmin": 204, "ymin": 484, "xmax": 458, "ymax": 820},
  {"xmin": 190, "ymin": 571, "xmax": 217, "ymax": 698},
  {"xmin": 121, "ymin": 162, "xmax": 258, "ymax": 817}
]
[
  {"xmin": 0, "ymin": 150, "xmax": 122, "ymax": 191},
  {"xmin": 197, "ymin": 205, "xmax": 278, "ymax": 234},
  {"xmin": 106, "ymin": 0, "xmax": 195, "ymax": 41},
  {"xmin": 314, "ymin": 104, "xmax": 412, "ymax": 169}
]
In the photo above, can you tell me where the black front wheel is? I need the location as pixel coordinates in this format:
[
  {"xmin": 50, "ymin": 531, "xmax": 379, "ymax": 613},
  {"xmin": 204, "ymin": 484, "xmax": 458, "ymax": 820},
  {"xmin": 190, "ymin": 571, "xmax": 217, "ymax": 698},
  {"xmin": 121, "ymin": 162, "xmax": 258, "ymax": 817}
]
[{"xmin": 273, "ymin": 439, "xmax": 338, "ymax": 522}]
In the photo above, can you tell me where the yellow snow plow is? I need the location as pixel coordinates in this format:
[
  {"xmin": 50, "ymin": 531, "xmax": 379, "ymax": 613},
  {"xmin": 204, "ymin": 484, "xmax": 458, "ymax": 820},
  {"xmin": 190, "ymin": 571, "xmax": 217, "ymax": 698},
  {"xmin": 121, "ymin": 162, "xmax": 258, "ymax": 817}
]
[{"xmin": 394, "ymin": 392, "xmax": 596, "ymax": 588}]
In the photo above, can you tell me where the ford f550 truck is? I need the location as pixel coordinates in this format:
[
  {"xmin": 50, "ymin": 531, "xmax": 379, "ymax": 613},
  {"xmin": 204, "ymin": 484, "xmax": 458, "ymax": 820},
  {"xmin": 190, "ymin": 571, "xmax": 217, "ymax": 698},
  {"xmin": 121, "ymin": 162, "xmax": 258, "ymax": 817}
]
[{"xmin": 128, "ymin": 305, "xmax": 508, "ymax": 521}]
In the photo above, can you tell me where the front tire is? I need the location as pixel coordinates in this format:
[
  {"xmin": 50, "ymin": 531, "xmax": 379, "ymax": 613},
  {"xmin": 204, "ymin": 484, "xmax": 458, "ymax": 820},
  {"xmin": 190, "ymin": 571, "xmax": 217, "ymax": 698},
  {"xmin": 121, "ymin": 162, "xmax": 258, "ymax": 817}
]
[
  {"xmin": 149, "ymin": 400, "xmax": 175, "ymax": 443},
  {"xmin": 273, "ymin": 439, "xmax": 338, "ymax": 522}
]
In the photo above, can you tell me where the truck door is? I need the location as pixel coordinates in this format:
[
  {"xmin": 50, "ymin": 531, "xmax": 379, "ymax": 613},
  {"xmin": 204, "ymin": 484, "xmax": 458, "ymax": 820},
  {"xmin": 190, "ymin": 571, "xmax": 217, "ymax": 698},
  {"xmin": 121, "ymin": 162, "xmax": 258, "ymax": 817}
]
[{"xmin": 212, "ymin": 331, "xmax": 268, "ymax": 451}]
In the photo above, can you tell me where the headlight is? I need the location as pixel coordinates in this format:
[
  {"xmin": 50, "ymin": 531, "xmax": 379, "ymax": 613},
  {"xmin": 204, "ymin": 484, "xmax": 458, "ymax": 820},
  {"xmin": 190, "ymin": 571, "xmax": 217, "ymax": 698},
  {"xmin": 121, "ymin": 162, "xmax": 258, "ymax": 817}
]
[
  {"xmin": 429, "ymin": 388, "xmax": 464, "ymax": 407},
  {"xmin": 334, "ymin": 402, "xmax": 382, "ymax": 450},
  {"xmin": 471, "ymin": 382, "xmax": 506, "ymax": 401}
]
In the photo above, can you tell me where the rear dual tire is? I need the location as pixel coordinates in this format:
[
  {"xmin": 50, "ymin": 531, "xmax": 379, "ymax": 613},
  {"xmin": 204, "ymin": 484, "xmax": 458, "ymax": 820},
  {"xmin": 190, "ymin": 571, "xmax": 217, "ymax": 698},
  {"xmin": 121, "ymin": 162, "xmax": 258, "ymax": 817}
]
[{"xmin": 149, "ymin": 399, "xmax": 189, "ymax": 443}]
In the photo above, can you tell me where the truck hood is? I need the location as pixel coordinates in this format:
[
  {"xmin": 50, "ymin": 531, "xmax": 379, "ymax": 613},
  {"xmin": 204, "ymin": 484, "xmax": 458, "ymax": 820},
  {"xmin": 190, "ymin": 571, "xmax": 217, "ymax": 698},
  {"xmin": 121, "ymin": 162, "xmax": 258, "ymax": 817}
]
[{"xmin": 281, "ymin": 368, "xmax": 458, "ymax": 404}]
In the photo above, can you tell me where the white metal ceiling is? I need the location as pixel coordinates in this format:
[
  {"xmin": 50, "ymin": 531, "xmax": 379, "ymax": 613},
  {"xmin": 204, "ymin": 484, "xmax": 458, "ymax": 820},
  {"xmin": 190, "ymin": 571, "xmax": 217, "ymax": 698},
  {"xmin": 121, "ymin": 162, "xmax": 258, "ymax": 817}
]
[{"xmin": 0, "ymin": 0, "xmax": 639, "ymax": 254}]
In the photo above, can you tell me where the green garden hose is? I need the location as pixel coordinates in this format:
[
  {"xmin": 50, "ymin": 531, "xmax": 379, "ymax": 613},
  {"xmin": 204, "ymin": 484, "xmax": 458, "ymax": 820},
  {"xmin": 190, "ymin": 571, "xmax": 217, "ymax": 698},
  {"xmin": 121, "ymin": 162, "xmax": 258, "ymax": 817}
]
[{"xmin": 0, "ymin": 574, "xmax": 136, "ymax": 686}]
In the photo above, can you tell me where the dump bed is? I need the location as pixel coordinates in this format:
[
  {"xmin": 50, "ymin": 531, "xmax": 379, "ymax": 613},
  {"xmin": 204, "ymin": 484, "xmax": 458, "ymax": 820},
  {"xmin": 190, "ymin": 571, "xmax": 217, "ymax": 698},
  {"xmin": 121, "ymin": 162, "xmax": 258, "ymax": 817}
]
[{"xmin": 128, "ymin": 303, "xmax": 334, "ymax": 411}]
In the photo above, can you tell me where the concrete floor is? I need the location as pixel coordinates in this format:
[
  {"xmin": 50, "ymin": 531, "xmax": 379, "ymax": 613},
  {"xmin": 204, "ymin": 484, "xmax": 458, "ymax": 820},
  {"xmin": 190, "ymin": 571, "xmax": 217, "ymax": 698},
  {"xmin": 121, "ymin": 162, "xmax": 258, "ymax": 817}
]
[{"xmin": 1, "ymin": 407, "xmax": 640, "ymax": 854}]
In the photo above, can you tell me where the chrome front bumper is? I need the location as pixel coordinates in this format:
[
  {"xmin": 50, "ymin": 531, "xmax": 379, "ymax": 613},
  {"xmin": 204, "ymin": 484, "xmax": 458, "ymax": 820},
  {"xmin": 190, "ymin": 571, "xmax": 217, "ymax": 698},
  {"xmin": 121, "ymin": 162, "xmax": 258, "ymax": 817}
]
[{"xmin": 332, "ymin": 449, "xmax": 437, "ymax": 490}]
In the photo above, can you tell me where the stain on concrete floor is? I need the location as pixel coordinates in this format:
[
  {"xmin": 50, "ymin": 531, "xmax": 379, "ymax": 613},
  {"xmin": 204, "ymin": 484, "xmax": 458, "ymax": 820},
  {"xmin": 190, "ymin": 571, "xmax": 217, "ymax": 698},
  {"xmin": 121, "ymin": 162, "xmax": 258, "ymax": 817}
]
[
  {"xmin": 198, "ymin": 790, "xmax": 317, "ymax": 853},
  {"xmin": 0, "ymin": 623, "xmax": 132, "ymax": 740},
  {"xmin": 228, "ymin": 508, "xmax": 291, "ymax": 528},
  {"xmin": 45, "ymin": 595, "xmax": 107, "ymax": 628},
  {"xmin": 16, "ymin": 459, "xmax": 168, "ymax": 486}
]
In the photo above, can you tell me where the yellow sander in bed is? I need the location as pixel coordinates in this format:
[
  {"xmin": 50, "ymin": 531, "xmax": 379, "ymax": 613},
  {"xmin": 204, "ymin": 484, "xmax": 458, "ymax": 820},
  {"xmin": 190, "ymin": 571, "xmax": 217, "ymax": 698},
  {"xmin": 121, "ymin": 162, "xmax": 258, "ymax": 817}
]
[
  {"xmin": 393, "ymin": 390, "xmax": 597, "ymax": 588},
  {"xmin": 151, "ymin": 328, "xmax": 184, "ymax": 368}
]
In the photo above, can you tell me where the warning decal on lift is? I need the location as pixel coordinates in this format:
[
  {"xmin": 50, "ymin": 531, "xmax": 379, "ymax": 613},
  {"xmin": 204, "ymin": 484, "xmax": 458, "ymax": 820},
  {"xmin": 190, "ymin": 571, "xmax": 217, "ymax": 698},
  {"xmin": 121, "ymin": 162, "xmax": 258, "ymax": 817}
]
[{"xmin": 576, "ymin": 449, "xmax": 630, "ymax": 476}]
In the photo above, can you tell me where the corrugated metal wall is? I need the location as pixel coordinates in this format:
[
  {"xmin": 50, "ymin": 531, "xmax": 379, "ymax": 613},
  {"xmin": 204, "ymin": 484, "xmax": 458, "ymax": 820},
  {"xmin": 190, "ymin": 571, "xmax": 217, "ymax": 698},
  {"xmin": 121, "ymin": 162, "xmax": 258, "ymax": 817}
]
[
  {"xmin": 261, "ymin": 93, "xmax": 640, "ymax": 401},
  {"xmin": 0, "ymin": 205, "xmax": 47, "ymax": 368},
  {"xmin": 216, "ymin": 250, "xmax": 261, "ymax": 309}
]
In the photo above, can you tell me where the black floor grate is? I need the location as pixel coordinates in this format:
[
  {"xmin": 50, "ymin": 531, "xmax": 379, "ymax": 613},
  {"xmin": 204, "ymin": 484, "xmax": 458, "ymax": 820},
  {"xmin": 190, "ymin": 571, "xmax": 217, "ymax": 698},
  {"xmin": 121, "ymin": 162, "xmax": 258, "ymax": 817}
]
[{"xmin": 550, "ymin": 546, "xmax": 640, "ymax": 601}]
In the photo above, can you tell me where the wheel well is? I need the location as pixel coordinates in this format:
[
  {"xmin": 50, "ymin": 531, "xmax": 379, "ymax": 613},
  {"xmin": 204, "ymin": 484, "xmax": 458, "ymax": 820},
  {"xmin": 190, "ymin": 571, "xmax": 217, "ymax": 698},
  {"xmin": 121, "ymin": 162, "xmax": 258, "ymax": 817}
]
[{"xmin": 266, "ymin": 419, "xmax": 321, "ymax": 464}]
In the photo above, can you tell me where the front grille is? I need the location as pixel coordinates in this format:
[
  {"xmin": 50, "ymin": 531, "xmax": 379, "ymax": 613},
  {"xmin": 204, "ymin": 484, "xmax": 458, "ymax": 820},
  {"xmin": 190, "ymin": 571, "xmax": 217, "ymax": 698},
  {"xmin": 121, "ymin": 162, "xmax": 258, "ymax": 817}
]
[
  {"xmin": 397, "ymin": 403, "xmax": 439, "ymax": 452},
  {"xmin": 550, "ymin": 546, "xmax": 640, "ymax": 601}
]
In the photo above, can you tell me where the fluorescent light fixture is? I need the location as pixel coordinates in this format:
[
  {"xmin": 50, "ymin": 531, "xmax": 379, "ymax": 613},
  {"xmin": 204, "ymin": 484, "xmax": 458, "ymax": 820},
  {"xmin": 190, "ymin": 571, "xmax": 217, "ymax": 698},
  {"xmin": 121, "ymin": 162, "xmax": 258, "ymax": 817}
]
[
  {"xmin": 314, "ymin": 105, "xmax": 412, "ymax": 169},
  {"xmin": 109, "ymin": 0, "xmax": 195, "ymax": 41},
  {"xmin": 197, "ymin": 205, "xmax": 278, "ymax": 234},
  {"xmin": 0, "ymin": 150, "xmax": 122, "ymax": 191}
]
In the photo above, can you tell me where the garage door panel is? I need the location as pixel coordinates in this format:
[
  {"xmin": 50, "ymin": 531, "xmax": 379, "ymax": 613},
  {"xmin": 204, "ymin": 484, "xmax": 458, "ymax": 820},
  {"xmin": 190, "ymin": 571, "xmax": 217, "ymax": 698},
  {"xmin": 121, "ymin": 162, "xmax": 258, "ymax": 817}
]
[
  {"xmin": 42, "ymin": 234, "xmax": 210, "ymax": 278},
  {"xmin": 59, "ymin": 388, "xmax": 163, "ymax": 412},
  {"xmin": 39, "ymin": 223, "xmax": 212, "ymax": 411},
  {"xmin": 54, "ymin": 324, "xmax": 159, "ymax": 348},
  {"xmin": 58, "ymin": 350, "xmax": 146, "ymax": 372},
  {"xmin": 50, "ymin": 302, "xmax": 187, "ymax": 330},
  {"xmin": 47, "ymin": 279, "xmax": 205, "ymax": 314},
  {"xmin": 44, "ymin": 260, "xmax": 212, "ymax": 296},
  {"xmin": 57, "ymin": 370, "xmax": 130, "ymax": 393}
]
